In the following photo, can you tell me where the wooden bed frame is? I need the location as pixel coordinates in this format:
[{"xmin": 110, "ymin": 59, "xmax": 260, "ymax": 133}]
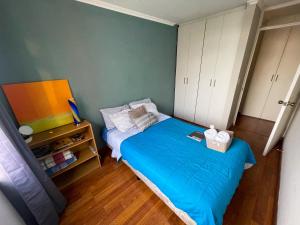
[
  {"xmin": 122, "ymin": 159, "xmax": 196, "ymax": 225},
  {"xmin": 106, "ymin": 143, "xmax": 195, "ymax": 224}
]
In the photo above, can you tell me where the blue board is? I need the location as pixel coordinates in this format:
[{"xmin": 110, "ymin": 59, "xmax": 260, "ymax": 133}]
[{"xmin": 121, "ymin": 118, "xmax": 255, "ymax": 225}]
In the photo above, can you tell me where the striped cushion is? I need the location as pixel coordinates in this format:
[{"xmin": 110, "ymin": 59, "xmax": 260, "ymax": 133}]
[
  {"xmin": 128, "ymin": 105, "xmax": 147, "ymax": 119},
  {"xmin": 132, "ymin": 112, "xmax": 158, "ymax": 132}
]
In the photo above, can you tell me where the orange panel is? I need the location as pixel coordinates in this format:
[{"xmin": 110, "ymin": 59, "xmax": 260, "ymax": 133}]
[{"xmin": 2, "ymin": 80, "xmax": 73, "ymax": 123}]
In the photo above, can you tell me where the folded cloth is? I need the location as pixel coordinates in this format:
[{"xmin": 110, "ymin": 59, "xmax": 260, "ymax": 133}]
[
  {"xmin": 215, "ymin": 131, "xmax": 231, "ymax": 144},
  {"xmin": 40, "ymin": 150, "xmax": 76, "ymax": 171},
  {"xmin": 44, "ymin": 156, "xmax": 77, "ymax": 176},
  {"xmin": 204, "ymin": 125, "xmax": 218, "ymax": 140}
]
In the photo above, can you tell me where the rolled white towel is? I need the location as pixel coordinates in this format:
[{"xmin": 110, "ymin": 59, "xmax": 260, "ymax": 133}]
[
  {"xmin": 204, "ymin": 125, "xmax": 218, "ymax": 140},
  {"xmin": 215, "ymin": 131, "xmax": 230, "ymax": 144}
]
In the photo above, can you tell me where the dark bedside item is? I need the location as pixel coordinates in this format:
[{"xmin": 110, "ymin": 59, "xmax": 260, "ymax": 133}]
[
  {"xmin": 187, "ymin": 131, "xmax": 205, "ymax": 142},
  {"xmin": 32, "ymin": 145, "xmax": 51, "ymax": 158}
]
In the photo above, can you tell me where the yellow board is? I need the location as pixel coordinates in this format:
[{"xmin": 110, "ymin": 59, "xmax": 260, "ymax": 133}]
[{"xmin": 2, "ymin": 80, "xmax": 74, "ymax": 133}]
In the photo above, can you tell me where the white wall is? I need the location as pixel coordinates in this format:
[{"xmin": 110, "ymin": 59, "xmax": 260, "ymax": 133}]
[
  {"xmin": 277, "ymin": 105, "xmax": 300, "ymax": 225},
  {"xmin": 0, "ymin": 190, "xmax": 25, "ymax": 225}
]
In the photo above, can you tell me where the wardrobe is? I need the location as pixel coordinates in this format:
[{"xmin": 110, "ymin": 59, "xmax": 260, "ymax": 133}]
[
  {"xmin": 242, "ymin": 26, "xmax": 300, "ymax": 121},
  {"xmin": 174, "ymin": 5, "xmax": 258, "ymax": 129},
  {"xmin": 174, "ymin": 20, "xmax": 205, "ymax": 122}
]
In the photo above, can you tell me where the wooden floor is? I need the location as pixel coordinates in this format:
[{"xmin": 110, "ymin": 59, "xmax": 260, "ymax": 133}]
[{"xmin": 60, "ymin": 115, "xmax": 281, "ymax": 225}]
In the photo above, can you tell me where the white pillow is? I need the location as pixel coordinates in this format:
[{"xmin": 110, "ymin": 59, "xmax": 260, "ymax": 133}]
[
  {"xmin": 109, "ymin": 109, "xmax": 135, "ymax": 132},
  {"xmin": 129, "ymin": 98, "xmax": 151, "ymax": 108},
  {"xmin": 100, "ymin": 105, "xmax": 129, "ymax": 130},
  {"xmin": 131, "ymin": 102, "xmax": 159, "ymax": 117}
]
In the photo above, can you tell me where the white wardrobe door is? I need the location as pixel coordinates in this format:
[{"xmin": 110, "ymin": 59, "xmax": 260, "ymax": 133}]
[
  {"xmin": 174, "ymin": 25, "xmax": 189, "ymax": 119},
  {"xmin": 184, "ymin": 20, "xmax": 206, "ymax": 121},
  {"xmin": 261, "ymin": 26, "xmax": 300, "ymax": 121},
  {"xmin": 194, "ymin": 15, "xmax": 223, "ymax": 126},
  {"xmin": 241, "ymin": 28, "xmax": 291, "ymax": 119},
  {"xmin": 208, "ymin": 9, "xmax": 244, "ymax": 129}
]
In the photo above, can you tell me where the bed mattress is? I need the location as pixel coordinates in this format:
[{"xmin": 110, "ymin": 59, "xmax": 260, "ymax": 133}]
[{"xmin": 118, "ymin": 118, "xmax": 255, "ymax": 225}]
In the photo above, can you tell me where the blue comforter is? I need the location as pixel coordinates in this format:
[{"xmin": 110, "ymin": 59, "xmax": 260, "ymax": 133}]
[{"xmin": 121, "ymin": 118, "xmax": 255, "ymax": 225}]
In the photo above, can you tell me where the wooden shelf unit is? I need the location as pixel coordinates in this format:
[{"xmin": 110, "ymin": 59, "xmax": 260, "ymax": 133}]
[{"xmin": 28, "ymin": 120, "xmax": 101, "ymax": 189}]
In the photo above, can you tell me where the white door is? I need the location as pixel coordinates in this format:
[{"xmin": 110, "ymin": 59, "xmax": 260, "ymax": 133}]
[
  {"xmin": 174, "ymin": 25, "xmax": 189, "ymax": 119},
  {"xmin": 208, "ymin": 9, "xmax": 244, "ymax": 129},
  {"xmin": 261, "ymin": 26, "xmax": 300, "ymax": 121},
  {"xmin": 263, "ymin": 64, "xmax": 300, "ymax": 156},
  {"xmin": 194, "ymin": 15, "xmax": 223, "ymax": 126},
  {"xmin": 241, "ymin": 28, "xmax": 291, "ymax": 118},
  {"xmin": 184, "ymin": 20, "xmax": 206, "ymax": 121}
]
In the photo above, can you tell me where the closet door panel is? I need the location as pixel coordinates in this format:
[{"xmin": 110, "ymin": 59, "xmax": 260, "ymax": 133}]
[
  {"xmin": 184, "ymin": 20, "xmax": 206, "ymax": 121},
  {"xmin": 174, "ymin": 25, "xmax": 189, "ymax": 119},
  {"xmin": 261, "ymin": 26, "xmax": 300, "ymax": 121},
  {"xmin": 241, "ymin": 28, "xmax": 291, "ymax": 119},
  {"xmin": 208, "ymin": 10, "xmax": 244, "ymax": 129},
  {"xmin": 194, "ymin": 15, "xmax": 223, "ymax": 126}
]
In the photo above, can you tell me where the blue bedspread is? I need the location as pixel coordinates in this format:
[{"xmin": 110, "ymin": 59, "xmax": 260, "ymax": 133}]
[{"xmin": 121, "ymin": 118, "xmax": 255, "ymax": 225}]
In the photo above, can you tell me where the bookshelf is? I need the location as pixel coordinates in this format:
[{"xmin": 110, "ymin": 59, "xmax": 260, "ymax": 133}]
[{"xmin": 28, "ymin": 120, "xmax": 101, "ymax": 190}]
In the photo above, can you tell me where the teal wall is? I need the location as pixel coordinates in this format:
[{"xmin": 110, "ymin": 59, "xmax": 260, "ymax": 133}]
[{"xmin": 0, "ymin": 0, "xmax": 177, "ymax": 146}]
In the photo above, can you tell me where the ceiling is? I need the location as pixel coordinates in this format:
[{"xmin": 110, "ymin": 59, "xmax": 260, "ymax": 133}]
[
  {"xmin": 79, "ymin": 0, "xmax": 295, "ymax": 25},
  {"xmin": 103, "ymin": 0, "xmax": 247, "ymax": 24}
]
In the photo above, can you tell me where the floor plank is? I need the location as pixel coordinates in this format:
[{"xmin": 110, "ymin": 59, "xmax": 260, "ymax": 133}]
[{"xmin": 60, "ymin": 115, "xmax": 281, "ymax": 225}]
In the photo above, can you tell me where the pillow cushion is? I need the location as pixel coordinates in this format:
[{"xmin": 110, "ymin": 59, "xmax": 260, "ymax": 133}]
[
  {"xmin": 100, "ymin": 105, "xmax": 129, "ymax": 130},
  {"xmin": 129, "ymin": 98, "xmax": 151, "ymax": 108},
  {"xmin": 109, "ymin": 109, "xmax": 134, "ymax": 132},
  {"xmin": 131, "ymin": 102, "xmax": 159, "ymax": 117},
  {"xmin": 128, "ymin": 105, "xmax": 147, "ymax": 119},
  {"xmin": 131, "ymin": 112, "xmax": 158, "ymax": 132}
]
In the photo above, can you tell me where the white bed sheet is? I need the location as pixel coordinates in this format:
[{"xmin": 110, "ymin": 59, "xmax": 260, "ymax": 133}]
[{"xmin": 106, "ymin": 113, "xmax": 170, "ymax": 160}]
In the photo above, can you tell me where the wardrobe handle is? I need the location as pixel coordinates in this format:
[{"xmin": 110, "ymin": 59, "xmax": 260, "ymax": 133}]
[
  {"xmin": 183, "ymin": 77, "xmax": 186, "ymax": 84},
  {"xmin": 209, "ymin": 79, "xmax": 212, "ymax": 87},
  {"xmin": 186, "ymin": 77, "xmax": 189, "ymax": 84},
  {"xmin": 213, "ymin": 79, "xmax": 216, "ymax": 87},
  {"xmin": 275, "ymin": 74, "xmax": 279, "ymax": 82},
  {"xmin": 270, "ymin": 75, "xmax": 274, "ymax": 82}
]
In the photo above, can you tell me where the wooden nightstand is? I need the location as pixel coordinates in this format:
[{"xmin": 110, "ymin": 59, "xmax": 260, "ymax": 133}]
[{"xmin": 28, "ymin": 120, "xmax": 101, "ymax": 190}]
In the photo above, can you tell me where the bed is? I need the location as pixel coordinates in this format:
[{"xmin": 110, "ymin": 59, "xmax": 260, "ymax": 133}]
[{"xmin": 102, "ymin": 114, "xmax": 255, "ymax": 225}]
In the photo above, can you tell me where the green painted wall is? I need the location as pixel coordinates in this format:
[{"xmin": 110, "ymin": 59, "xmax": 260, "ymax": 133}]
[{"xmin": 0, "ymin": 0, "xmax": 177, "ymax": 146}]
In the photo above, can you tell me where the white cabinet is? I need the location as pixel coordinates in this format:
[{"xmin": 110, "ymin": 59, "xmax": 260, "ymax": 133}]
[
  {"xmin": 174, "ymin": 20, "xmax": 205, "ymax": 121},
  {"xmin": 174, "ymin": 6, "xmax": 258, "ymax": 129},
  {"xmin": 242, "ymin": 26, "xmax": 300, "ymax": 121},
  {"xmin": 194, "ymin": 15, "xmax": 223, "ymax": 126},
  {"xmin": 194, "ymin": 9, "xmax": 244, "ymax": 128},
  {"xmin": 174, "ymin": 25, "xmax": 190, "ymax": 119},
  {"xmin": 205, "ymin": 10, "xmax": 244, "ymax": 128}
]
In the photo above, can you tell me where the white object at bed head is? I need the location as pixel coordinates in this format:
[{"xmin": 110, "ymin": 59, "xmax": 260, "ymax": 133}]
[
  {"xmin": 109, "ymin": 109, "xmax": 135, "ymax": 132},
  {"xmin": 100, "ymin": 104, "xmax": 129, "ymax": 130},
  {"xmin": 129, "ymin": 98, "xmax": 151, "ymax": 108}
]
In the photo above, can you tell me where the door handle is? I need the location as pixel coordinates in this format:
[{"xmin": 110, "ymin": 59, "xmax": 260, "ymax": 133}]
[
  {"xmin": 275, "ymin": 74, "xmax": 279, "ymax": 82},
  {"xmin": 184, "ymin": 77, "xmax": 186, "ymax": 84},
  {"xmin": 209, "ymin": 79, "xmax": 212, "ymax": 87},
  {"xmin": 186, "ymin": 77, "xmax": 188, "ymax": 84},
  {"xmin": 278, "ymin": 100, "xmax": 296, "ymax": 107},
  {"xmin": 271, "ymin": 74, "xmax": 274, "ymax": 82},
  {"xmin": 213, "ymin": 79, "xmax": 216, "ymax": 87}
]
